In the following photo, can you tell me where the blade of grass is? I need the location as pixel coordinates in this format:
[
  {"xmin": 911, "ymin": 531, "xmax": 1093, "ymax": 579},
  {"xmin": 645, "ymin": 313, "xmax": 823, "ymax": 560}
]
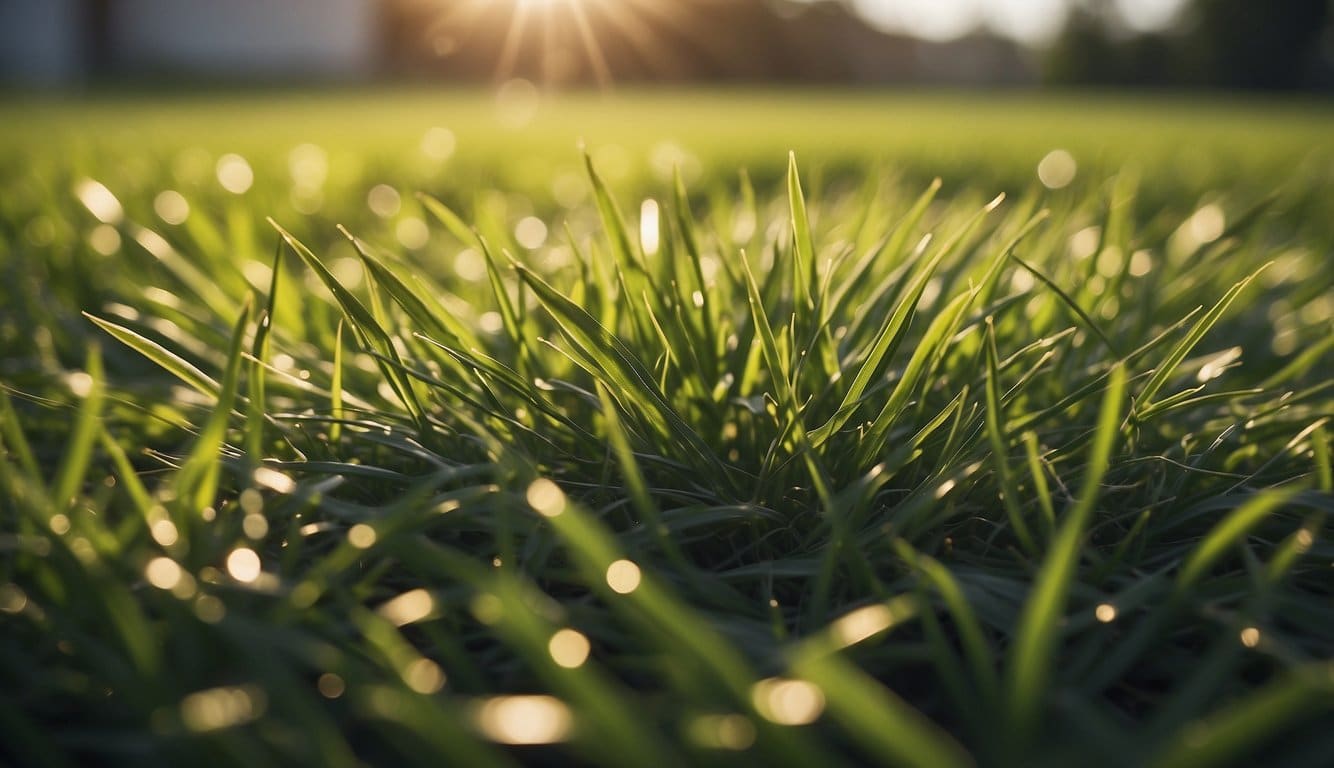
[{"xmin": 1006, "ymin": 363, "xmax": 1127, "ymax": 747}]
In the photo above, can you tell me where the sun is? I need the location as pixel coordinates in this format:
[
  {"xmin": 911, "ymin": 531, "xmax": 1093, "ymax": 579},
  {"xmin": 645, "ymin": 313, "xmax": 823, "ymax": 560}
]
[{"xmin": 408, "ymin": 0, "xmax": 698, "ymax": 88}]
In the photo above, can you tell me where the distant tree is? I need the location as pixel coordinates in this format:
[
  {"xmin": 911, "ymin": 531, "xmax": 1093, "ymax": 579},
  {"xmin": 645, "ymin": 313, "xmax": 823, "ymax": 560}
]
[
  {"xmin": 1043, "ymin": 5, "xmax": 1123, "ymax": 85},
  {"xmin": 1044, "ymin": 0, "xmax": 1333, "ymax": 91},
  {"xmin": 1181, "ymin": 0, "xmax": 1329, "ymax": 90}
]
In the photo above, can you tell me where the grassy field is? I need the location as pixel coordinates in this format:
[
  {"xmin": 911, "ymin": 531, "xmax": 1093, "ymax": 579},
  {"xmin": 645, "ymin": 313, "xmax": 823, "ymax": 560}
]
[{"xmin": 2, "ymin": 89, "xmax": 1333, "ymax": 766}]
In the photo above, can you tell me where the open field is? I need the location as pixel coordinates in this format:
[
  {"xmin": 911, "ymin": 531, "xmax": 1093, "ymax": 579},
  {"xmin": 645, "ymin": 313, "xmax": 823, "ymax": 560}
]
[{"xmin": 1, "ymin": 90, "xmax": 1333, "ymax": 766}]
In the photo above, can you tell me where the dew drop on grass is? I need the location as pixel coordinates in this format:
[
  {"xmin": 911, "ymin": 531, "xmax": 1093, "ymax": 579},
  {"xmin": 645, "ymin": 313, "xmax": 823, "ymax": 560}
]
[
  {"xmin": 421, "ymin": 127, "xmax": 456, "ymax": 161},
  {"xmin": 1037, "ymin": 149, "xmax": 1077, "ymax": 189},
  {"xmin": 180, "ymin": 686, "xmax": 266, "ymax": 733},
  {"xmin": 476, "ymin": 695, "xmax": 573, "ymax": 744},
  {"xmin": 1096, "ymin": 246, "xmax": 1124, "ymax": 278},
  {"xmin": 831, "ymin": 604, "xmax": 895, "ymax": 647},
  {"xmin": 239, "ymin": 489, "xmax": 263, "ymax": 515},
  {"xmin": 514, "ymin": 216, "xmax": 548, "ymax": 249},
  {"xmin": 252, "ymin": 467, "xmax": 296, "ymax": 494},
  {"xmin": 347, "ymin": 524, "xmax": 377, "ymax": 549},
  {"xmin": 526, "ymin": 479, "xmax": 566, "ymax": 518},
  {"xmin": 153, "ymin": 190, "xmax": 190, "ymax": 225},
  {"xmin": 216, "ymin": 154, "xmax": 254, "ymax": 195},
  {"xmin": 367, "ymin": 184, "xmax": 402, "ymax": 218},
  {"xmin": 68, "ymin": 372, "xmax": 94, "ymax": 398},
  {"xmin": 640, "ymin": 199, "xmax": 661, "ymax": 255},
  {"xmin": 605, "ymin": 559, "xmax": 642, "ymax": 594},
  {"xmin": 317, "ymin": 673, "xmax": 345, "ymax": 699},
  {"xmin": 1070, "ymin": 226, "xmax": 1100, "ymax": 260},
  {"xmin": 150, "ymin": 519, "xmax": 179, "ymax": 547},
  {"xmin": 1197, "ymin": 346, "xmax": 1243, "ymax": 383},
  {"xmin": 88, "ymin": 224, "xmax": 121, "ymax": 256},
  {"xmin": 396, "ymin": 217, "xmax": 429, "ymax": 250},
  {"xmin": 403, "ymin": 659, "xmax": 446, "ymax": 694},
  {"xmin": 548, "ymin": 628, "xmax": 591, "ymax": 669},
  {"xmin": 478, "ymin": 311, "xmax": 504, "ymax": 335},
  {"xmin": 226, "ymin": 548, "xmax": 261, "ymax": 583},
  {"xmin": 378, "ymin": 589, "xmax": 435, "ymax": 627},
  {"xmin": 145, "ymin": 557, "xmax": 183, "ymax": 590},
  {"xmin": 0, "ymin": 584, "xmax": 28, "ymax": 614},
  {"xmin": 454, "ymin": 248, "xmax": 486, "ymax": 281},
  {"xmin": 751, "ymin": 678, "xmax": 825, "ymax": 726},
  {"xmin": 74, "ymin": 178, "xmax": 123, "ymax": 224},
  {"xmin": 1129, "ymin": 249, "xmax": 1154, "ymax": 277},
  {"xmin": 242, "ymin": 514, "xmax": 268, "ymax": 540},
  {"xmin": 1188, "ymin": 204, "xmax": 1226, "ymax": 244}
]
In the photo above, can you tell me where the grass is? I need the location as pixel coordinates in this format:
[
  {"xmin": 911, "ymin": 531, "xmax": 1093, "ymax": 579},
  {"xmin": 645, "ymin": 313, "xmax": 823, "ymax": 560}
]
[{"xmin": 1, "ymin": 89, "xmax": 1333, "ymax": 766}]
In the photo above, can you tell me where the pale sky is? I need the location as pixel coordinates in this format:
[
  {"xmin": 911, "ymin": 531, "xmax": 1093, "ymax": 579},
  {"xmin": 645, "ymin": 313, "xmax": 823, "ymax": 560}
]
[{"xmin": 817, "ymin": 0, "xmax": 1191, "ymax": 44}]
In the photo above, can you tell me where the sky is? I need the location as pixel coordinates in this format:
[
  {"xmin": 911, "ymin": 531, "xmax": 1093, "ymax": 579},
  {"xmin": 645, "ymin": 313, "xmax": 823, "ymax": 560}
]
[{"xmin": 813, "ymin": 0, "xmax": 1192, "ymax": 44}]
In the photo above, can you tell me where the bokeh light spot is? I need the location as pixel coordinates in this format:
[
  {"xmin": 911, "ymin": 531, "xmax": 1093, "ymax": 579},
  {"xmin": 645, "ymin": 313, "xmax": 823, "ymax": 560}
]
[
  {"xmin": 751, "ymin": 678, "xmax": 825, "ymax": 726},
  {"xmin": 548, "ymin": 628, "xmax": 591, "ymax": 669},
  {"xmin": 226, "ymin": 547, "xmax": 262, "ymax": 583},
  {"xmin": 476, "ymin": 695, "xmax": 573, "ymax": 744},
  {"xmin": 1037, "ymin": 149, "xmax": 1077, "ymax": 189},
  {"xmin": 216, "ymin": 154, "xmax": 255, "ymax": 195},
  {"xmin": 605, "ymin": 559, "xmax": 642, "ymax": 594}
]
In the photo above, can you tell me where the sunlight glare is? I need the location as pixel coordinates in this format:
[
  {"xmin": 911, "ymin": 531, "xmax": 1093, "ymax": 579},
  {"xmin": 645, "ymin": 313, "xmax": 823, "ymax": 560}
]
[
  {"xmin": 640, "ymin": 199, "xmax": 661, "ymax": 256},
  {"xmin": 548, "ymin": 628, "xmax": 592, "ymax": 668},
  {"xmin": 226, "ymin": 547, "xmax": 262, "ymax": 583},
  {"xmin": 752, "ymin": 678, "xmax": 825, "ymax": 726},
  {"xmin": 476, "ymin": 695, "xmax": 574, "ymax": 744},
  {"xmin": 605, "ymin": 559, "xmax": 641, "ymax": 594}
]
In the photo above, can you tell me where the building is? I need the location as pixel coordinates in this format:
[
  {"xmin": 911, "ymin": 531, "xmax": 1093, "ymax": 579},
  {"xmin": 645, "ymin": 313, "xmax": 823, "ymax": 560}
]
[{"xmin": 0, "ymin": 0, "xmax": 379, "ymax": 85}]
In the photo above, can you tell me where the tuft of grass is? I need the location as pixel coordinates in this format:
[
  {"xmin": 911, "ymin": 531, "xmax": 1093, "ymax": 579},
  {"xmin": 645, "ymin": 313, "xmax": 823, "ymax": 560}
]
[{"xmin": 2, "ymin": 91, "xmax": 1333, "ymax": 766}]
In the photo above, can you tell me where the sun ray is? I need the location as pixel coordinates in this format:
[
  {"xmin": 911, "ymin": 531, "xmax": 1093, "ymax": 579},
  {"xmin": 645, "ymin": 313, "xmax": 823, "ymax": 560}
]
[
  {"xmin": 422, "ymin": 0, "xmax": 495, "ymax": 41},
  {"xmin": 586, "ymin": 0, "xmax": 690, "ymax": 80},
  {"xmin": 613, "ymin": 0, "xmax": 755, "ymax": 78},
  {"xmin": 495, "ymin": 2, "xmax": 534, "ymax": 82},
  {"xmin": 566, "ymin": 0, "xmax": 614, "ymax": 89}
]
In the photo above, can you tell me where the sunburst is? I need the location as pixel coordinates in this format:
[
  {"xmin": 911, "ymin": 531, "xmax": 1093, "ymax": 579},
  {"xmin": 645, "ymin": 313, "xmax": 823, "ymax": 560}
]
[{"xmin": 405, "ymin": 0, "xmax": 705, "ymax": 88}]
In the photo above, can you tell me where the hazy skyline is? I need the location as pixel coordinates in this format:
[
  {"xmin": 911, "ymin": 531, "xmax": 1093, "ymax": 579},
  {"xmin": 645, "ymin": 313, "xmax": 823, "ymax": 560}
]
[{"xmin": 812, "ymin": 0, "xmax": 1190, "ymax": 43}]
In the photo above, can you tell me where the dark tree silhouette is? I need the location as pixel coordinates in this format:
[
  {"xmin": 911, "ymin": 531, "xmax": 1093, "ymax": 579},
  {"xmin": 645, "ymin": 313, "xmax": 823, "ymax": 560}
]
[
  {"xmin": 1045, "ymin": 0, "xmax": 1333, "ymax": 91},
  {"xmin": 1184, "ymin": 0, "xmax": 1329, "ymax": 89}
]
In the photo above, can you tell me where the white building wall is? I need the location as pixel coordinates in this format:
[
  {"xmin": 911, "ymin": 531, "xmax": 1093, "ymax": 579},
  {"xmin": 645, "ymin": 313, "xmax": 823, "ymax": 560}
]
[
  {"xmin": 0, "ymin": 0, "xmax": 81, "ymax": 85},
  {"xmin": 111, "ymin": 0, "xmax": 378, "ymax": 77}
]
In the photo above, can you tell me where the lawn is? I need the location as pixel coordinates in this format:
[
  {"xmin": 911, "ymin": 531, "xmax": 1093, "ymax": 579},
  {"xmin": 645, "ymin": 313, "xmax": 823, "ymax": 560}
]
[{"xmin": 1, "ymin": 89, "xmax": 1332, "ymax": 766}]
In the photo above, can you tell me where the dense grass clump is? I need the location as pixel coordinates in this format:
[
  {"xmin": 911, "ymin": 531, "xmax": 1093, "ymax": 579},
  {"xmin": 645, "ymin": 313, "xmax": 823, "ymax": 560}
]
[{"xmin": 1, "ymin": 92, "xmax": 1333, "ymax": 766}]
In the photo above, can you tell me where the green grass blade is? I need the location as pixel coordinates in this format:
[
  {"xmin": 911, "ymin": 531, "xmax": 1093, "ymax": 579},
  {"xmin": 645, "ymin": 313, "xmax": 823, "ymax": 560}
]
[
  {"xmin": 1149, "ymin": 663, "xmax": 1334, "ymax": 768},
  {"xmin": 788, "ymin": 151, "xmax": 816, "ymax": 314},
  {"xmin": 176, "ymin": 294, "xmax": 252, "ymax": 513},
  {"xmin": 1136, "ymin": 263, "xmax": 1270, "ymax": 413},
  {"xmin": 1005, "ymin": 363, "xmax": 1127, "ymax": 746},
  {"xmin": 1175, "ymin": 487, "xmax": 1303, "ymax": 590},
  {"xmin": 83, "ymin": 313, "xmax": 219, "ymax": 397},
  {"xmin": 50, "ymin": 345, "xmax": 106, "ymax": 511},
  {"xmin": 984, "ymin": 319, "xmax": 1037, "ymax": 554}
]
